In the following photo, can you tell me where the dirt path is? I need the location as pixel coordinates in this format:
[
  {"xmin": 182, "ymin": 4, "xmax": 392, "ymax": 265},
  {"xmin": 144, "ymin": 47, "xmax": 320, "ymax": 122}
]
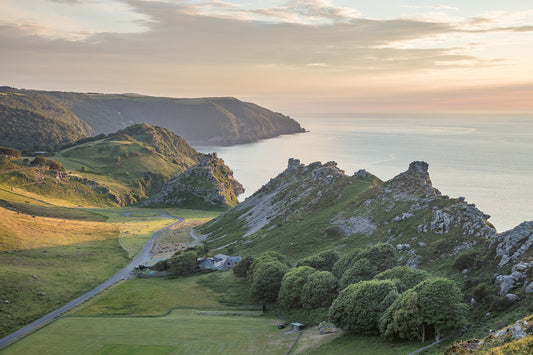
[{"xmin": 0, "ymin": 212, "xmax": 183, "ymax": 350}]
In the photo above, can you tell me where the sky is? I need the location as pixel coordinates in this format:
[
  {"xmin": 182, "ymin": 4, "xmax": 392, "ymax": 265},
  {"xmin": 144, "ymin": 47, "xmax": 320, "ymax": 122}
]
[{"xmin": 2, "ymin": 0, "xmax": 533, "ymax": 114}]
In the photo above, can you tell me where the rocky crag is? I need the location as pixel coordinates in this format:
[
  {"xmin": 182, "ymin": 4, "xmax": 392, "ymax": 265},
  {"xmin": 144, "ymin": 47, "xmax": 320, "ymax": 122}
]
[
  {"xmin": 196, "ymin": 159, "xmax": 533, "ymax": 299},
  {"xmin": 143, "ymin": 153, "xmax": 244, "ymax": 209}
]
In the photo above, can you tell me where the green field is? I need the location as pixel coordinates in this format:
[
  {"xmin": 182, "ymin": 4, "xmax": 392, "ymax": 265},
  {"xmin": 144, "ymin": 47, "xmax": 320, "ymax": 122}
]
[{"xmin": 3, "ymin": 272, "xmax": 299, "ymax": 355}]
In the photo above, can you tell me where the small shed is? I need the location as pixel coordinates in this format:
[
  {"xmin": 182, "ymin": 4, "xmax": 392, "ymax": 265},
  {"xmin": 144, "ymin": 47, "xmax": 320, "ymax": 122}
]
[{"xmin": 290, "ymin": 323, "xmax": 305, "ymax": 332}]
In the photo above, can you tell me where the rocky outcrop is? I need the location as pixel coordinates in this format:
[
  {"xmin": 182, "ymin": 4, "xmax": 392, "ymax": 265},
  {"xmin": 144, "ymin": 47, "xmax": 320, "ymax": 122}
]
[
  {"xmin": 491, "ymin": 221, "xmax": 533, "ymax": 268},
  {"xmin": 386, "ymin": 161, "xmax": 441, "ymax": 197},
  {"xmin": 143, "ymin": 153, "xmax": 243, "ymax": 209}
]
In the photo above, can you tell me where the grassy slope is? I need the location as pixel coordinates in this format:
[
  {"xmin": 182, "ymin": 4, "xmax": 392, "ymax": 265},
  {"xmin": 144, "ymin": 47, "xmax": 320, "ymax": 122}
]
[
  {"xmin": 0, "ymin": 206, "xmax": 127, "ymax": 338},
  {"xmin": 0, "ymin": 166, "xmax": 118, "ymax": 207}
]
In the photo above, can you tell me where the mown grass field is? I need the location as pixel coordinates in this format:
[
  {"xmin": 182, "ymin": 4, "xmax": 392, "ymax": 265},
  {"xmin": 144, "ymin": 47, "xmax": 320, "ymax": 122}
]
[{"xmin": 4, "ymin": 272, "xmax": 299, "ymax": 355}]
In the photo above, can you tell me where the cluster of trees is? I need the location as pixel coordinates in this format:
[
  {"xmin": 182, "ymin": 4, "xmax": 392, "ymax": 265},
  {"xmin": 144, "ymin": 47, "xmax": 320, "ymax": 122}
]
[
  {"xmin": 0, "ymin": 146, "xmax": 21, "ymax": 159},
  {"xmin": 152, "ymin": 247, "xmax": 200, "ymax": 276},
  {"xmin": 30, "ymin": 156, "xmax": 65, "ymax": 172},
  {"xmin": 234, "ymin": 244, "xmax": 467, "ymax": 342}
]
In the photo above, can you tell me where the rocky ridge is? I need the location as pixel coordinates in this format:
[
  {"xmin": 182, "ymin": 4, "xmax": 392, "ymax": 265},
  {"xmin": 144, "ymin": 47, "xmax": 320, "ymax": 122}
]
[
  {"xmin": 143, "ymin": 153, "xmax": 244, "ymax": 209},
  {"xmin": 196, "ymin": 159, "xmax": 533, "ymax": 298}
]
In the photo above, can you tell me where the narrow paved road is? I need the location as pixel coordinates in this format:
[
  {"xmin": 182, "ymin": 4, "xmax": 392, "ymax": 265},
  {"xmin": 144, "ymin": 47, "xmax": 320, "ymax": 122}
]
[{"xmin": 0, "ymin": 212, "xmax": 183, "ymax": 350}]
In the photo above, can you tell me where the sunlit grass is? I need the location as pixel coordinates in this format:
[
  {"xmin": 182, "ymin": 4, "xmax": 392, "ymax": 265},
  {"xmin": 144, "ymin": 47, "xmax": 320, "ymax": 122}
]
[{"xmin": 0, "ymin": 207, "xmax": 118, "ymax": 251}]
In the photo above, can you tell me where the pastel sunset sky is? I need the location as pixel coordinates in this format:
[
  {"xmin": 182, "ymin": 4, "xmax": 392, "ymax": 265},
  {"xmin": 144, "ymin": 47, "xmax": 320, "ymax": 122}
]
[{"xmin": 2, "ymin": 0, "xmax": 533, "ymax": 113}]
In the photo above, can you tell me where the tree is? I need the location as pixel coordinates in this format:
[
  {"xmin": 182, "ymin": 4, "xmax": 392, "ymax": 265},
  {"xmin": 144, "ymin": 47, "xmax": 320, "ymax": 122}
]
[
  {"xmin": 380, "ymin": 278, "xmax": 467, "ymax": 342},
  {"xmin": 297, "ymin": 249, "xmax": 339, "ymax": 272},
  {"xmin": 47, "ymin": 160, "xmax": 65, "ymax": 172},
  {"xmin": 415, "ymin": 278, "xmax": 467, "ymax": 342},
  {"xmin": 278, "ymin": 266, "xmax": 317, "ymax": 309},
  {"xmin": 153, "ymin": 250, "xmax": 198, "ymax": 277},
  {"xmin": 332, "ymin": 248, "xmax": 361, "ymax": 278},
  {"xmin": 375, "ymin": 266, "xmax": 429, "ymax": 293},
  {"xmin": 30, "ymin": 156, "xmax": 47, "ymax": 167},
  {"xmin": 359, "ymin": 243, "xmax": 399, "ymax": 273},
  {"xmin": 248, "ymin": 251, "xmax": 289, "ymax": 283},
  {"xmin": 339, "ymin": 258, "xmax": 378, "ymax": 290},
  {"xmin": 0, "ymin": 146, "xmax": 21, "ymax": 159},
  {"xmin": 250, "ymin": 260, "xmax": 289, "ymax": 303},
  {"xmin": 233, "ymin": 255, "xmax": 255, "ymax": 278},
  {"xmin": 329, "ymin": 279, "xmax": 398, "ymax": 334},
  {"xmin": 301, "ymin": 271, "xmax": 338, "ymax": 310},
  {"xmin": 380, "ymin": 289, "xmax": 424, "ymax": 341}
]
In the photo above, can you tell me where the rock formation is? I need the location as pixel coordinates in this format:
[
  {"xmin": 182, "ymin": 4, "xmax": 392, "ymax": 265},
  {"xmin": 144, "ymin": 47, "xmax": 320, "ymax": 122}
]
[{"xmin": 143, "ymin": 153, "xmax": 243, "ymax": 209}]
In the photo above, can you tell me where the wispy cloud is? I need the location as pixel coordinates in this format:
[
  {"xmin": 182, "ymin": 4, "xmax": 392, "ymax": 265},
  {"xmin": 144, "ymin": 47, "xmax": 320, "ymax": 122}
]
[{"xmin": 401, "ymin": 4, "xmax": 459, "ymax": 11}]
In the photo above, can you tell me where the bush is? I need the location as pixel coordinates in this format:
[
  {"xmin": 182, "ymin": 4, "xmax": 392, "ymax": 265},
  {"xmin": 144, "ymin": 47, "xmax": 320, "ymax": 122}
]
[
  {"xmin": 233, "ymin": 256, "xmax": 255, "ymax": 278},
  {"xmin": 452, "ymin": 249, "xmax": 478, "ymax": 271}
]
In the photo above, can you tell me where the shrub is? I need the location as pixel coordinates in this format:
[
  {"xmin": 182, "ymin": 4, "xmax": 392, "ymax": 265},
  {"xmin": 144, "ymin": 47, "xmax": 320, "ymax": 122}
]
[
  {"xmin": 233, "ymin": 256, "xmax": 255, "ymax": 278},
  {"xmin": 452, "ymin": 249, "xmax": 478, "ymax": 271}
]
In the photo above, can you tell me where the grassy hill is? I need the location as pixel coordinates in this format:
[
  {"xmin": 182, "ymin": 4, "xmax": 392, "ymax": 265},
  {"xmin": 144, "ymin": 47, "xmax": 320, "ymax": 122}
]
[
  {"xmin": 54, "ymin": 124, "xmax": 203, "ymax": 205},
  {"xmin": 38, "ymin": 91, "xmax": 306, "ymax": 145}
]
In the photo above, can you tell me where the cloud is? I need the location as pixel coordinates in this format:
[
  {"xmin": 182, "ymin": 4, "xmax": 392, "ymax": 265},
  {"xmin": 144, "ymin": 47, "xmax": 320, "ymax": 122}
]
[
  {"xmin": 401, "ymin": 4, "xmax": 459, "ymax": 11},
  {"xmin": 2, "ymin": 0, "xmax": 533, "ymax": 113}
]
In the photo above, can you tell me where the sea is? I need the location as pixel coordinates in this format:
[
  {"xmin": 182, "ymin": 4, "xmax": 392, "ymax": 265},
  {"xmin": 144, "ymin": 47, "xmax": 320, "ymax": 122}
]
[{"xmin": 195, "ymin": 114, "xmax": 533, "ymax": 232}]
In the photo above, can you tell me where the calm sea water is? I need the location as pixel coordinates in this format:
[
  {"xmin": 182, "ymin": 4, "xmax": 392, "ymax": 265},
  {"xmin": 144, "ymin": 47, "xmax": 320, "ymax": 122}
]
[{"xmin": 195, "ymin": 114, "xmax": 533, "ymax": 232}]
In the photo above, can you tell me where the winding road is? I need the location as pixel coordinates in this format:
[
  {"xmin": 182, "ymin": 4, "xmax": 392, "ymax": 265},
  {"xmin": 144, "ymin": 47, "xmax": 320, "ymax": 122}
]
[{"xmin": 0, "ymin": 211, "xmax": 183, "ymax": 350}]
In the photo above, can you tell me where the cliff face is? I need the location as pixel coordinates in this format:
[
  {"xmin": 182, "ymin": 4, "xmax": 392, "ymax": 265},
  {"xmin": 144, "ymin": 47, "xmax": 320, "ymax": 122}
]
[{"xmin": 143, "ymin": 153, "xmax": 244, "ymax": 209}]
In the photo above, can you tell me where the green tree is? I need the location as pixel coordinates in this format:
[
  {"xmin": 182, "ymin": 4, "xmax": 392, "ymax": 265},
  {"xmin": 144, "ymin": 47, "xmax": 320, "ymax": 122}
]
[
  {"xmin": 233, "ymin": 255, "xmax": 255, "ymax": 278},
  {"xmin": 374, "ymin": 266, "xmax": 429, "ymax": 293},
  {"xmin": 47, "ymin": 160, "xmax": 65, "ymax": 172},
  {"xmin": 332, "ymin": 248, "xmax": 361, "ymax": 278},
  {"xmin": 339, "ymin": 258, "xmax": 378, "ymax": 290},
  {"xmin": 0, "ymin": 146, "xmax": 21, "ymax": 159},
  {"xmin": 380, "ymin": 278, "xmax": 467, "ymax": 342},
  {"xmin": 153, "ymin": 250, "xmax": 198, "ymax": 277},
  {"xmin": 248, "ymin": 251, "xmax": 289, "ymax": 283},
  {"xmin": 30, "ymin": 156, "xmax": 47, "ymax": 167},
  {"xmin": 297, "ymin": 249, "xmax": 339, "ymax": 272},
  {"xmin": 329, "ymin": 279, "xmax": 398, "ymax": 334},
  {"xmin": 301, "ymin": 271, "xmax": 338, "ymax": 310},
  {"xmin": 359, "ymin": 243, "xmax": 399, "ymax": 273},
  {"xmin": 277, "ymin": 266, "xmax": 317, "ymax": 309},
  {"xmin": 250, "ymin": 260, "xmax": 289, "ymax": 303},
  {"xmin": 380, "ymin": 289, "xmax": 424, "ymax": 341}
]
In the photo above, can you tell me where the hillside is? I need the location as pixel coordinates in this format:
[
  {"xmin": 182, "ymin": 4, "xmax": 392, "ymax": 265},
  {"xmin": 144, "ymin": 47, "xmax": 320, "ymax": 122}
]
[
  {"xmin": 195, "ymin": 159, "xmax": 533, "ymax": 335},
  {"xmin": 38, "ymin": 90, "xmax": 305, "ymax": 145},
  {"xmin": 54, "ymin": 124, "xmax": 244, "ymax": 207},
  {"xmin": 0, "ymin": 87, "xmax": 91, "ymax": 150}
]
